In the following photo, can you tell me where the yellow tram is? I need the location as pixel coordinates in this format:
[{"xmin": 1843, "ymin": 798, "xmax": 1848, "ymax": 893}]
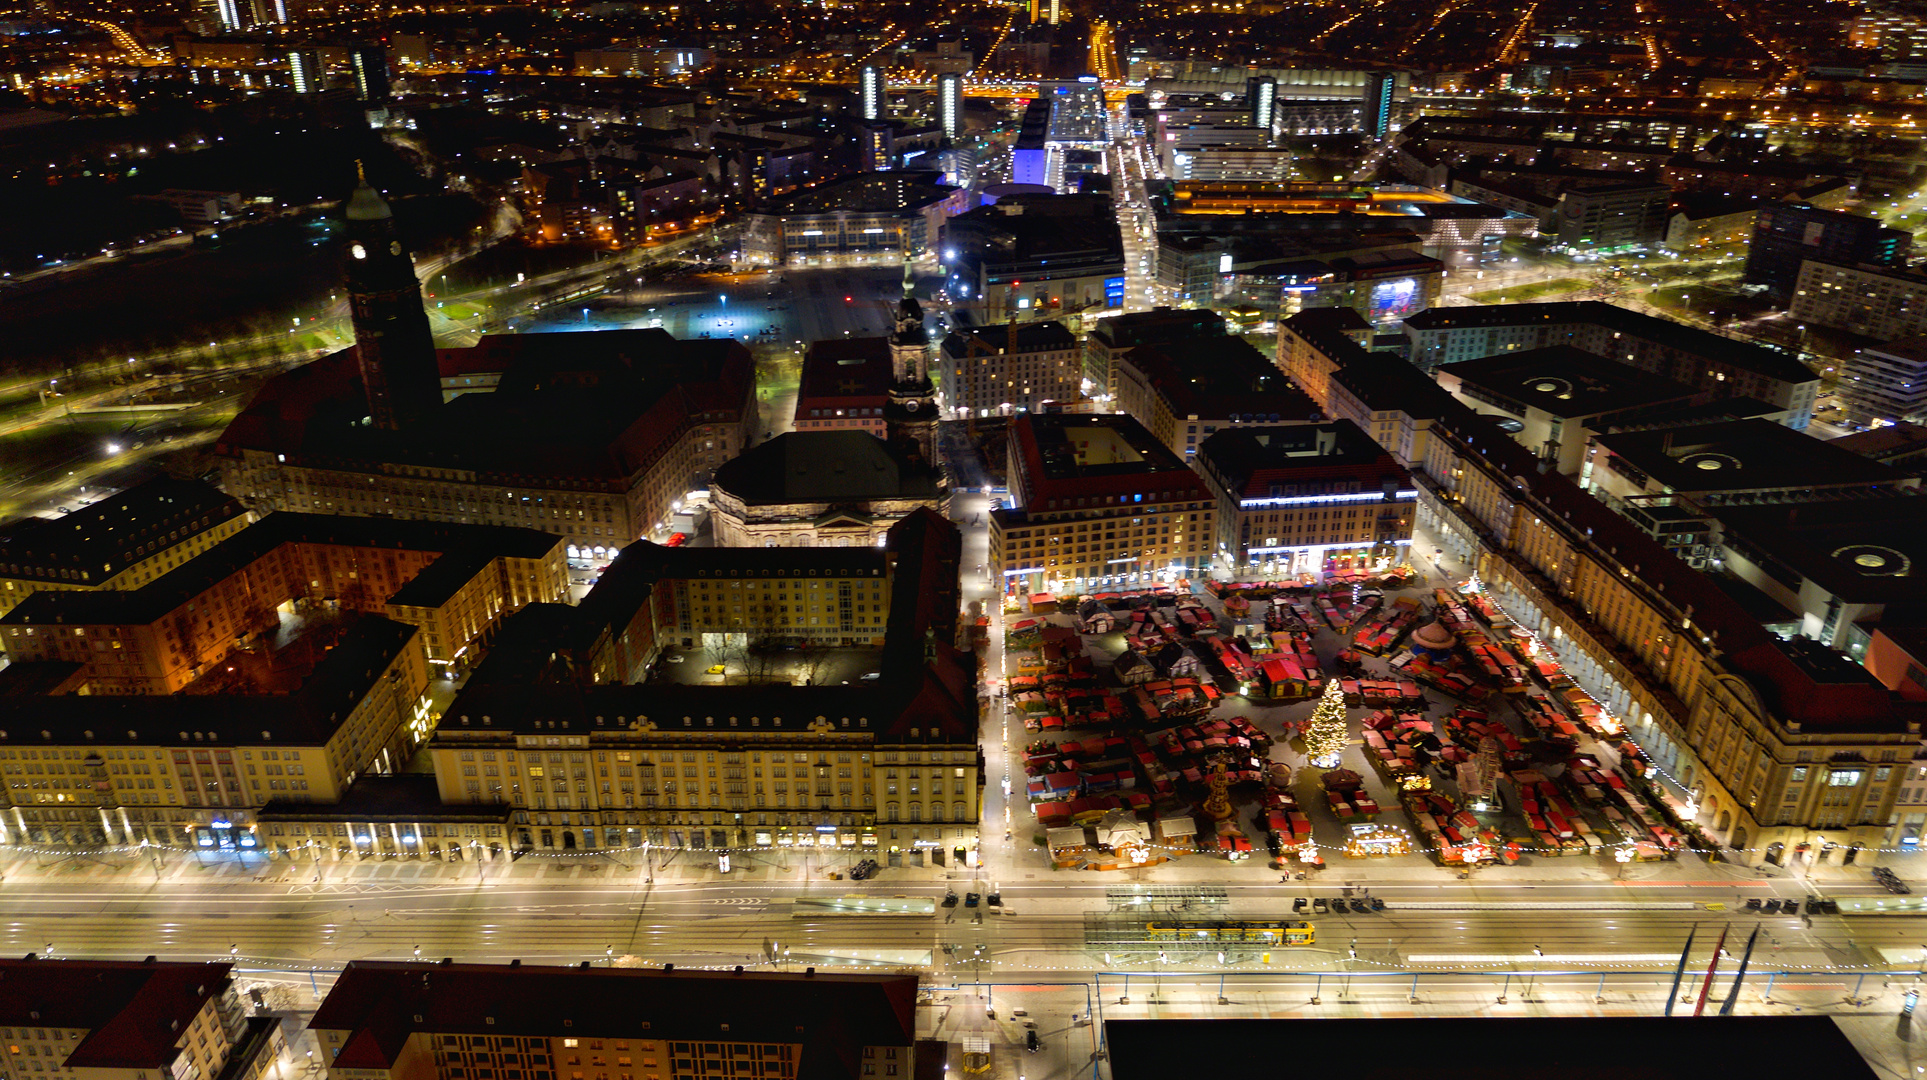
[{"xmin": 1144, "ymin": 921, "xmax": 1316, "ymax": 946}]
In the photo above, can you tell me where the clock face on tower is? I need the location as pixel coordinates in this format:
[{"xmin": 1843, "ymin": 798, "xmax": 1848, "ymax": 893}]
[
  {"xmin": 905, "ymin": 399, "xmax": 920, "ymax": 412},
  {"xmin": 390, "ymin": 240, "xmax": 402, "ymax": 255}
]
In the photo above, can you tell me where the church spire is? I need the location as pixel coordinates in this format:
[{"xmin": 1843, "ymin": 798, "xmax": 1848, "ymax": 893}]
[{"xmin": 344, "ymin": 165, "xmax": 441, "ymax": 431}]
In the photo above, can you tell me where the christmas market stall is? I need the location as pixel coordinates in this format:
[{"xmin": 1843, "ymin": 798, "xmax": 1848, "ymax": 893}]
[{"xmin": 1321, "ymin": 768, "xmax": 1381, "ymax": 822}]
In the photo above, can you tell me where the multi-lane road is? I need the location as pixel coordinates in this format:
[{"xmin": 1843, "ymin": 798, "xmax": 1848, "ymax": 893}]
[{"xmin": 8, "ymin": 871, "xmax": 1918, "ymax": 984}]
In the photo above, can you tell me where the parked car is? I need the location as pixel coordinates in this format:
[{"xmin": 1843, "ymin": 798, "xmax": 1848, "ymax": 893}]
[
  {"xmin": 964, "ymin": 892, "xmax": 981, "ymax": 908},
  {"xmin": 665, "ymin": 654, "xmax": 685, "ymax": 664},
  {"xmin": 941, "ymin": 892, "xmax": 959, "ymax": 908}
]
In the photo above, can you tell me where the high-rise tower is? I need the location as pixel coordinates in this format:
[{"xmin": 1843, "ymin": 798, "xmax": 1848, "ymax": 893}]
[
  {"xmin": 1361, "ymin": 71, "xmax": 1395, "ymax": 138},
  {"xmin": 344, "ymin": 165, "xmax": 442, "ymax": 431},
  {"xmin": 350, "ymin": 45, "xmax": 391, "ymax": 102},
  {"xmin": 860, "ymin": 64, "xmax": 884, "ymax": 121},
  {"xmin": 885, "ymin": 259, "xmax": 938, "ymax": 467},
  {"xmin": 938, "ymin": 72, "xmax": 964, "ymax": 140}
]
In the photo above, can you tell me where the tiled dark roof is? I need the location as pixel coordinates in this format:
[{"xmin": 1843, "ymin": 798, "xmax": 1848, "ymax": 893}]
[
  {"xmin": 312, "ymin": 962, "xmax": 917, "ymax": 1080},
  {"xmin": 217, "ymin": 331, "xmax": 752, "ymax": 483},
  {"xmin": 2, "ymin": 512, "xmax": 560, "ymax": 627},
  {"xmin": 0, "ymin": 616, "xmax": 419, "ymax": 747},
  {"xmin": 0, "ymin": 479, "xmax": 247, "ymax": 586},
  {"xmin": 445, "ymin": 509, "xmax": 971, "ymax": 744},
  {"xmin": 0, "ymin": 959, "xmax": 230, "ymax": 1069}
]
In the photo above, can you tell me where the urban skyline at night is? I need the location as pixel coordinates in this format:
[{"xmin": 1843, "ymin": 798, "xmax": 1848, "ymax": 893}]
[{"xmin": 0, "ymin": 0, "xmax": 1925, "ymax": 1074}]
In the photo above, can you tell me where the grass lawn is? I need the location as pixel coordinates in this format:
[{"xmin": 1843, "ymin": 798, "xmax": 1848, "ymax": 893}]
[{"xmin": 1469, "ymin": 277, "xmax": 1588, "ymax": 304}]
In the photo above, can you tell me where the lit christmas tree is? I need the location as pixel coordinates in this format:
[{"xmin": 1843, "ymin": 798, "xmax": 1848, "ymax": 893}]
[{"xmin": 1305, "ymin": 677, "xmax": 1348, "ymax": 769}]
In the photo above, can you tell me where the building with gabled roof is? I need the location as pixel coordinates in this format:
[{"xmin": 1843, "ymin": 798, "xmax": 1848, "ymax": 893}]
[
  {"xmin": 1285, "ymin": 299, "xmax": 1927, "ymax": 870},
  {"xmin": 0, "ymin": 478, "xmax": 253, "ymax": 618},
  {"xmin": 796, "ymin": 338, "xmax": 892, "ymax": 438},
  {"xmin": 311, "ymin": 962, "xmax": 918, "ymax": 1080},
  {"xmin": 0, "ymin": 958, "xmax": 249, "ymax": 1080},
  {"xmin": 418, "ymin": 509, "xmax": 980, "ymax": 859},
  {"xmin": 1112, "ymin": 335, "xmax": 1322, "ymax": 459},
  {"xmin": 218, "ymin": 329, "xmax": 754, "ymax": 564}
]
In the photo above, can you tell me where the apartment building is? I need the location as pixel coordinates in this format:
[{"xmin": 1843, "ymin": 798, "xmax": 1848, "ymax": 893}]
[
  {"xmin": 1400, "ymin": 302, "xmax": 1820, "ymax": 427},
  {"xmin": 1293, "ymin": 326, "xmax": 1927, "ymax": 868},
  {"xmin": 421, "ymin": 510, "xmax": 981, "ymax": 859},
  {"xmin": 1745, "ymin": 203, "xmax": 1909, "ymax": 303},
  {"xmin": 937, "ymin": 321, "xmax": 1080, "ymax": 418},
  {"xmin": 0, "ymin": 513, "xmax": 567, "ymax": 689},
  {"xmin": 1839, "ymin": 337, "xmax": 1927, "ymax": 427},
  {"xmin": 217, "ymin": 331, "xmax": 755, "ymax": 559},
  {"xmin": 0, "ymin": 616, "xmax": 427, "ymax": 850},
  {"xmin": 0, "ymin": 478, "xmax": 252, "ymax": 618},
  {"xmin": 1276, "ymin": 307, "xmax": 1375, "ymax": 406},
  {"xmin": 0, "ymin": 515, "xmax": 564, "ymax": 852},
  {"xmin": 312, "ymin": 962, "xmax": 919, "ymax": 1080},
  {"xmin": 1111, "ymin": 336, "xmax": 1321, "ymax": 458},
  {"xmin": 1791, "ymin": 259, "xmax": 1927, "ymax": 343},
  {"xmin": 0, "ymin": 959, "xmax": 267, "ymax": 1080},
  {"xmin": 1083, "ymin": 307, "xmax": 1228, "ymax": 398},
  {"xmin": 991, "ymin": 414, "xmax": 1218, "ymax": 600},
  {"xmin": 1554, "ymin": 182, "xmax": 1670, "ymax": 250},
  {"xmin": 1193, "ymin": 421, "xmax": 1415, "ymax": 571},
  {"xmin": 794, "ymin": 338, "xmax": 891, "ymax": 438}
]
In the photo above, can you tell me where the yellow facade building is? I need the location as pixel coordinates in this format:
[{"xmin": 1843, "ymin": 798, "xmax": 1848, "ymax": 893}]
[{"xmin": 1293, "ymin": 316, "xmax": 1925, "ymax": 867}]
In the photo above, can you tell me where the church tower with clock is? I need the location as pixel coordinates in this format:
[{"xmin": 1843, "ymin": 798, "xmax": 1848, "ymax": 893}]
[
  {"xmin": 884, "ymin": 259, "xmax": 940, "ymax": 468},
  {"xmin": 344, "ymin": 164, "xmax": 443, "ymax": 431}
]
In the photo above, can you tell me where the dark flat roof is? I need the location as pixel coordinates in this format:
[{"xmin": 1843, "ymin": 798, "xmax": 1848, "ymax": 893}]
[
  {"xmin": 1715, "ymin": 496, "xmax": 1927, "ymax": 604},
  {"xmin": 1018, "ymin": 413, "xmax": 1198, "ymax": 482},
  {"xmin": 760, "ymin": 170, "xmax": 956, "ymax": 215},
  {"xmin": 218, "ymin": 330, "xmax": 752, "ymax": 483},
  {"xmin": 1443, "ymin": 345, "xmax": 1701, "ymax": 419},
  {"xmin": 1087, "ymin": 307, "xmax": 1228, "ymax": 349},
  {"xmin": 1124, "ymin": 336, "xmax": 1321, "ymax": 422},
  {"xmin": 1105, "ymin": 1017, "xmax": 1877, "ymax": 1080},
  {"xmin": 1597, "ymin": 419, "xmax": 1908, "ymax": 494},
  {"xmin": 1831, "ymin": 421, "xmax": 1927, "ymax": 462}
]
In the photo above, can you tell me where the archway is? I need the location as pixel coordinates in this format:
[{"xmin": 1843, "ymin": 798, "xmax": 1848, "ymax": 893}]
[
  {"xmin": 562, "ymin": 830, "xmax": 577, "ymax": 851},
  {"xmin": 1732, "ymin": 828, "xmax": 1749, "ymax": 856},
  {"xmin": 1765, "ymin": 841, "xmax": 1784, "ymax": 866},
  {"xmin": 1716, "ymin": 811, "xmax": 1732, "ymax": 834},
  {"xmin": 1845, "ymin": 842, "xmax": 1863, "ymax": 865}
]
